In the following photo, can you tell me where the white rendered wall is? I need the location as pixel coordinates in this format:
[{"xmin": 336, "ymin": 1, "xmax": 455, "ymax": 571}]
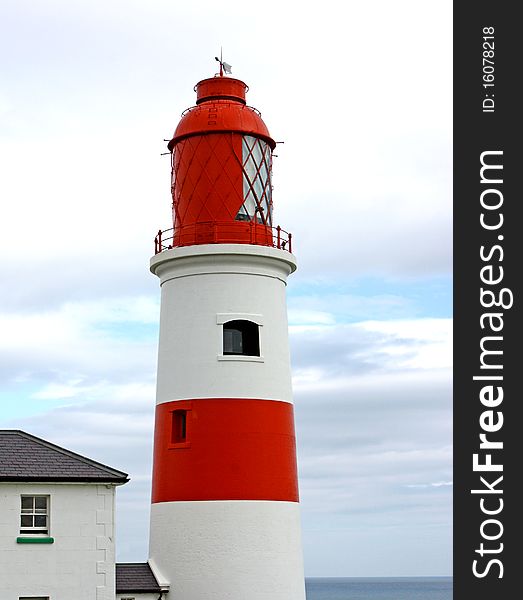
[
  {"xmin": 151, "ymin": 244, "xmax": 297, "ymax": 404},
  {"xmin": 149, "ymin": 500, "xmax": 305, "ymax": 600},
  {"xmin": 0, "ymin": 483, "xmax": 117, "ymax": 600}
]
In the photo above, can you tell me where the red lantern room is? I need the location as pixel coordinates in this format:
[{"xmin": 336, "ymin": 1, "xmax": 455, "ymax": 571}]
[{"xmin": 155, "ymin": 73, "xmax": 292, "ymax": 252}]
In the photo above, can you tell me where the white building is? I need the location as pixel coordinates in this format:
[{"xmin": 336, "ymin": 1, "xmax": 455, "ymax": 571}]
[{"xmin": 0, "ymin": 430, "xmax": 166, "ymax": 600}]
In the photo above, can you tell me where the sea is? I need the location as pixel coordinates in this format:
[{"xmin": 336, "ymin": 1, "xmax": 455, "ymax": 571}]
[{"xmin": 305, "ymin": 577, "xmax": 452, "ymax": 600}]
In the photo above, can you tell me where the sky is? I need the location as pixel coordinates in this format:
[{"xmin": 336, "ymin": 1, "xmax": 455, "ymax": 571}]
[{"xmin": 0, "ymin": 0, "xmax": 452, "ymax": 577}]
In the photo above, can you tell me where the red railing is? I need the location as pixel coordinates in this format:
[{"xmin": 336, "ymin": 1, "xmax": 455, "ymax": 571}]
[{"xmin": 154, "ymin": 223, "xmax": 293, "ymax": 255}]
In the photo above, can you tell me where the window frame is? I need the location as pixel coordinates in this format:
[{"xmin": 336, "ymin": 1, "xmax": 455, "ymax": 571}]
[
  {"xmin": 216, "ymin": 313, "xmax": 264, "ymax": 362},
  {"xmin": 236, "ymin": 135, "xmax": 273, "ymax": 226},
  {"xmin": 168, "ymin": 401, "xmax": 192, "ymax": 449},
  {"xmin": 20, "ymin": 495, "xmax": 50, "ymax": 536}
]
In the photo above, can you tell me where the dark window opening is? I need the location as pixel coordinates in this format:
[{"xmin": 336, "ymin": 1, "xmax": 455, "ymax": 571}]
[
  {"xmin": 223, "ymin": 320, "xmax": 260, "ymax": 356},
  {"xmin": 172, "ymin": 410, "xmax": 187, "ymax": 443}
]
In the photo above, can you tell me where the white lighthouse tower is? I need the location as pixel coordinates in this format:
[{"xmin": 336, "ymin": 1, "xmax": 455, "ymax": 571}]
[{"xmin": 148, "ymin": 70, "xmax": 305, "ymax": 600}]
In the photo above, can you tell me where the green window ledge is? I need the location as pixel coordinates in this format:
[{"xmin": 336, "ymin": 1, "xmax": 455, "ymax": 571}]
[{"xmin": 17, "ymin": 536, "xmax": 54, "ymax": 544}]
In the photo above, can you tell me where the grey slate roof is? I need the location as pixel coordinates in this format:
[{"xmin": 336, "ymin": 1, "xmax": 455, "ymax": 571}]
[
  {"xmin": 116, "ymin": 563, "xmax": 162, "ymax": 593},
  {"xmin": 0, "ymin": 430, "xmax": 129, "ymax": 483}
]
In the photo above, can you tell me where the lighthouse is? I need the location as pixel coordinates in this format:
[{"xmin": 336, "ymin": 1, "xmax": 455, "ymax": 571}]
[{"xmin": 148, "ymin": 68, "xmax": 305, "ymax": 600}]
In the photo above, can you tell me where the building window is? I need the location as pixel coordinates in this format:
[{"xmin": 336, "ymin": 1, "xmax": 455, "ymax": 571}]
[
  {"xmin": 20, "ymin": 496, "xmax": 49, "ymax": 535},
  {"xmin": 168, "ymin": 402, "xmax": 192, "ymax": 449},
  {"xmin": 172, "ymin": 410, "xmax": 187, "ymax": 444},
  {"xmin": 223, "ymin": 320, "xmax": 260, "ymax": 356}
]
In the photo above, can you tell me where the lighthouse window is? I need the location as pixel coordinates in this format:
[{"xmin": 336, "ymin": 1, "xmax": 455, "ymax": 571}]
[
  {"xmin": 236, "ymin": 136, "xmax": 272, "ymax": 226},
  {"xmin": 223, "ymin": 319, "xmax": 260, "ymax": 356},
  {"xmin": 172, "ymin": 410, "xmax": 187, "ymax": 443}
]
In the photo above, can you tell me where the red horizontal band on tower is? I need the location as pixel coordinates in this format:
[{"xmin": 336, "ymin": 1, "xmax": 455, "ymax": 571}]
[{"xmin": 151, "ymin": 398, "xmax": 299, "ymax": 503}]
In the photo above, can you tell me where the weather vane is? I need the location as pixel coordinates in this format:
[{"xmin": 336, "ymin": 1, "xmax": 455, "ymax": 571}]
[{"xmin": 214, "ymin": 48, "xmax": 232, "ymax": 77}]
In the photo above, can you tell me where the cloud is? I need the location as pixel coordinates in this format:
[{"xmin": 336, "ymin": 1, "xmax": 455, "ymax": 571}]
[
  {"xmin": 0, "ymin": 297, "xmax": 159, "ymax": 409},
  {"xmin": 290, "ymin": 318, "xmax": 452, "ymax": 383},
  {"xmin": 1, "ymin": 0, "xmax": 451, "ymax": 283},
  {"xmin": 2, "ymin": 310, "xmax": 451, "ymax": 572},
  {"xmin": 0, "ymin": 0, "xmax": 452, "ymax": 576},
  {"xmin": 406, "ymin": 481, "xmax": 453, "ymax": 489}
]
